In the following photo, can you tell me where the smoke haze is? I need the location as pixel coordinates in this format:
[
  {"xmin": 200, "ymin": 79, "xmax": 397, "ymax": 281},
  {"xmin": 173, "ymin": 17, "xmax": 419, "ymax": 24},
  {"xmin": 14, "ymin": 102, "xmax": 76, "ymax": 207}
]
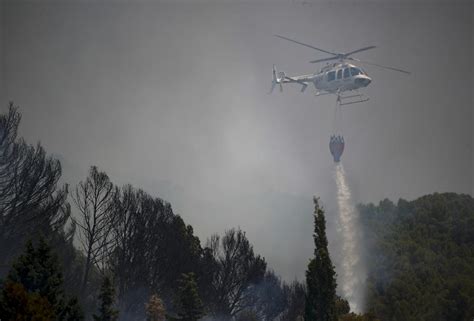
[{"xmin": 0, "ymin": 0, "xmax": 472, "ymax": 282}]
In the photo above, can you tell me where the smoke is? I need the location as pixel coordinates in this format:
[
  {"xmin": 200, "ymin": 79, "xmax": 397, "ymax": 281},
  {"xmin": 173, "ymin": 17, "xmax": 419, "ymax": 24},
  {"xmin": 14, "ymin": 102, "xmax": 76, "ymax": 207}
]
[{"xmin": 333, "ymin": 163, "xmax": 366, "ymax": 313}]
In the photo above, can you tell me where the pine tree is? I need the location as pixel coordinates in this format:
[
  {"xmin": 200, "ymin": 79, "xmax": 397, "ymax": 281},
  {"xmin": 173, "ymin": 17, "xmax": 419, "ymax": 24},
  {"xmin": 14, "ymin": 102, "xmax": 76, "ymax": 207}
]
[
  {"xmin": 7, "ymin": 237, "xmax": 63, "ymax": 308},
  {"xmin": 146, "ymin": 294, "xmax": 167, "ymax": 321},
  {"xmin": 175, "ymin": 272, "xmax": 205, "ymax": 321},
  {"xmin": 93, "ymin": 276, "xmax": 119, "ymax": 321},
  {"xmin": 0, "ymin": 236, "xmax": 84, "ymax": 321},
  {"xmin": 304, "ymin": 197, "xmax": 337, "ymax": 321}
]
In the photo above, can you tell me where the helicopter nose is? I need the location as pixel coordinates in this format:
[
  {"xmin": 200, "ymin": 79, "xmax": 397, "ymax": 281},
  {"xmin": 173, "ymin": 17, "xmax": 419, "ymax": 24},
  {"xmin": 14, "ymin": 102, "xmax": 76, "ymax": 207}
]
[{"xmin": 355, "ymin": 76, "xmax": 371, "ymax": 87}]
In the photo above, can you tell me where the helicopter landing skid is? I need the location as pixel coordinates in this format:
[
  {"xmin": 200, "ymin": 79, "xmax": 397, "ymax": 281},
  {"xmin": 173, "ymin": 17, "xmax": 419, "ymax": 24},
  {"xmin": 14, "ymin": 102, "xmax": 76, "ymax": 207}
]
[{"xmin": 336, "ymin": 92, "xmax": 369, "ymax": 106}]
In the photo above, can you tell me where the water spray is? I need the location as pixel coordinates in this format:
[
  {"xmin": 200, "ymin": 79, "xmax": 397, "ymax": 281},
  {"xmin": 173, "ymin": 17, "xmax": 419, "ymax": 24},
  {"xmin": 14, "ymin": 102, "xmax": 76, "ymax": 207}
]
[{"xmin": 333, "ymin": 163, "xmax": 365, "ymax": 312}]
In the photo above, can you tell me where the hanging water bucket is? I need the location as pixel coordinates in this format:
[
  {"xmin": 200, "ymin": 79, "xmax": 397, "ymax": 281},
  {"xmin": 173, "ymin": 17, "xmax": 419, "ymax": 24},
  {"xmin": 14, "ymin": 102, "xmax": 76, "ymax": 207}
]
[{"xmin": 329, "ymin": 135, "xmax": 344, "ymax": 162}]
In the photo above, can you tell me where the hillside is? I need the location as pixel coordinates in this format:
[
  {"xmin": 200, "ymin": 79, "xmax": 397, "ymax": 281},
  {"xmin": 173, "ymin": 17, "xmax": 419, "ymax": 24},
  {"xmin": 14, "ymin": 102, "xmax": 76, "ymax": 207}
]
[{"xmin": 360, "ymin": 193, "xmax": 474, "ymax": 321}]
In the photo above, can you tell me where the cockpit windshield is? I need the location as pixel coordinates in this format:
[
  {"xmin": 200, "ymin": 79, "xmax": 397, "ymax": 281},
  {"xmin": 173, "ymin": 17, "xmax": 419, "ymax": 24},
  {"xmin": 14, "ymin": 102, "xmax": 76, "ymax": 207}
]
[{"xmin": 350, "ymin": 67, "xmax": 363, "ymax": 76}]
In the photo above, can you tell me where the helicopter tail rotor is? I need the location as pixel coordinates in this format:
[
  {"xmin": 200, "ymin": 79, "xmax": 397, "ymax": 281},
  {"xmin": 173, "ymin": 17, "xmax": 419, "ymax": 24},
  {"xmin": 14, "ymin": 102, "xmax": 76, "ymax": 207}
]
[{"xmin": 270, "ymin": 65, "xmax": 285, "ymax": 93}]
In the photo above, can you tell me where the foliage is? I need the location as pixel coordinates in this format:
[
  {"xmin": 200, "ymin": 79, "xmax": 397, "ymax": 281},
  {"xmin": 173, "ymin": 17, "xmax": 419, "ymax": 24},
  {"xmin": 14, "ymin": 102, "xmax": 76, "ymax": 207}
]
[
  {"xmin": 247, "ymin": 270, "xmax": 287, "ymax": 321},
  {"xmin": 279, "ymin": 281, "xmax": 306, "ymax": 321},
  {"xmin": 93, "ymin": 276, "xmax": 119, "ymax": 321},
  {"xmin": 0, "ymin": 281, "xmax": 55, "ymax": 320},
  {"xmin": 13, "ymin": 105, "xmax": 471, "ymax": 321},
  {"xmin": 110, "ymin": 185, "xmax": 203, "ymax": 316},
  {"xmin": 360, "ymin": 193, "xmax": 474, "ymax": 321},
  {"xmin": 146, "ymin": 294, "xmax": 167, "ymax": 321},
  {"xmin": 0, "ymin": 236, "xmax": 83, "ymax": 320},
  {"xmin": 305, "ymin": 197, "xmax": 337, "ymax": 321},
  {"xmin": 235, "ymin": 309, "xmax": 261, "ymax": 321},
  {"xmin": 335, "ymin": 296, "xmax": 350, "ymax": 317},
  {"xmin": 175, "ymin": 273, "xmax": 205, "ymax": 321},
  {"xmin": 339, "ymin": 312, "xmax": 380, "ymax": 321}
]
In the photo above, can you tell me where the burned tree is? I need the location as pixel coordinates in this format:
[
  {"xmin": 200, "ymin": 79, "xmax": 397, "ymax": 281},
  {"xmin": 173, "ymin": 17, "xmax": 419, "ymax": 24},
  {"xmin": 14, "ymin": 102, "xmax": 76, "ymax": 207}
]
[
  {"xmin": 72, "ymin": 166, "xmax": 117, "ymax": 295},
  {"xmin": 0, "ymin": 103, "xmax": 69, "ymax": 274},
  {"xmin": 208, "ymin": 228, "xmax": 267, "ymax": 320},
  {"xmin": 110, "ymin": 185, "xmax": 202, "ymax": 316}
]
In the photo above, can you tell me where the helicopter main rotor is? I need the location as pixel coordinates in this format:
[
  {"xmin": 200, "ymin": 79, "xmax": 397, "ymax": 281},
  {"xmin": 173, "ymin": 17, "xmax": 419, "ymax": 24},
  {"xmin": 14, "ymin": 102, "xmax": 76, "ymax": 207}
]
[{"xmin": 274, "ymin": 35, "xmax": 410, "ymax": 74}]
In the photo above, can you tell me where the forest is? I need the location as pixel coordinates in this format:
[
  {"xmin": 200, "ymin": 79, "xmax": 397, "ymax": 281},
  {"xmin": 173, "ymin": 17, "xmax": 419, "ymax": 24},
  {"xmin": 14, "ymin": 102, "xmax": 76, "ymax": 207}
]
[
  {"xmin": 360, "ymin": 193, "xmax": 474, "ymax": 320},
  {"xmin": 0, "ymin": 102, "xmax": 473, "ymax": 321}
]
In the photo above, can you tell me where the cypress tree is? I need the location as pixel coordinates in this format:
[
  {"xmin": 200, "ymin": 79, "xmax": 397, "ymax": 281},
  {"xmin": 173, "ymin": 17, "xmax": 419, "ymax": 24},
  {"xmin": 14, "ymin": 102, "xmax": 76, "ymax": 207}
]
[
  {"xmin": 93, "ymin": 276, "xmax": 119, "ymax": 321},
  {"xmin": 304, "ymin": 197, "xmax": 337, "ymax": 321}
]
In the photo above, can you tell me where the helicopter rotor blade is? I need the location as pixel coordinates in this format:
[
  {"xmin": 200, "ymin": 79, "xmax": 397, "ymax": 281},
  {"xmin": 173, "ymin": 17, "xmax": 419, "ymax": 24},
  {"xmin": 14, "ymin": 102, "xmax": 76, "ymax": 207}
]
[
  {"xmin": 309, "ymin": 56, "xmax": 339, "ymax": 64},
  {"xmin": 274, "ymin": 35, "xmax": 338, "ymax": 56},
  {"xmin": 350, "ymin": 58, "xmax": 411, "ymax": 74},
  {"xmin": 344, "ymin": 46, "xmax": 376, "ymax": 57}
]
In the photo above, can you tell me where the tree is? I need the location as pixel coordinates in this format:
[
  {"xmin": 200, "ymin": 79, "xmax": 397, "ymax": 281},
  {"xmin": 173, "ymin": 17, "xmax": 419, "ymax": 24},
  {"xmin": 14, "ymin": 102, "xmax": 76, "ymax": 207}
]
[
  {"xmin": 93, "ymin": 276, "xmax": 119, "ymax": 321},
  {"xmin": 196, "ymin": 246, "xmax": 219, "ymax": 310},
  {"xmin": 0, "ymin": 236, "xmax": 83, "ymax": 320},
  {"xmin": 0, "ymin": 281, "xmax": 55, "ymax": 320},
  {"xmin": 175, "ymin": 273, "xmax": 205, "ymax": 321},
  {"xmin": 335, "ymin": 296, "xmax": 350, "ymax": 317},
  {"xmin": 110, "ymin": 185, "xmax": 203, "ymax": 316},
  {"xmin": 0, "ymin": 102, "xmax": 69, "ymax": 275},
  {"xmin": 360, "ymin": 193, "xmax": 474, "ymax": 321},
  {"xmin": 247, "ymin": 270, "xmax": 286, "ymax": 321},
  {"xmin": 235, "ymin": 310, "xmax": 260, "ymax": 321},
  {"xmin": 145, "ymin": 294, "xmax": 166, "ymax": 321},
  {"xmin": 304, "ymin": 197, "xmax": 337, "ymax": 321},
  {"xmin": 208, "ymin": 228, "xmax": 267, "ymax": 319},
  {"xmin": 72, "ymin": 166, "xmax": 117, "ymax": 295},
  {"xmin": 63, "ymin": 297, "xmax": 85, "ymax": 321},
  {"xmin": 280, "ymin": 281, "xmax": 306, "ymax": 321}
]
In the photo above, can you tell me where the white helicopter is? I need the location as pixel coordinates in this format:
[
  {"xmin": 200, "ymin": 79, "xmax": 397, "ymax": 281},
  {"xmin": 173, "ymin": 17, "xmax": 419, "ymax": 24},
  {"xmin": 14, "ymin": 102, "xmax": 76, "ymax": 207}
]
[{"xmin": 270, "ymin": 35, "xmax": 410, "ymax": 105}]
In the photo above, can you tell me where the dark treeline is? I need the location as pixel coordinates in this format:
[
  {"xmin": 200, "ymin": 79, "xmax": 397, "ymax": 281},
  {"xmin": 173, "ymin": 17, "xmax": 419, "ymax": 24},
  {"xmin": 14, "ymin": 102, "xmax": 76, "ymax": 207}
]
[
  {"xmin": 0, "ymin": 103, "xmax": 310, "ymax": 320},
  {"xmin": 360, "ymin": 193, "xmax": 474, "ymax": 321}
]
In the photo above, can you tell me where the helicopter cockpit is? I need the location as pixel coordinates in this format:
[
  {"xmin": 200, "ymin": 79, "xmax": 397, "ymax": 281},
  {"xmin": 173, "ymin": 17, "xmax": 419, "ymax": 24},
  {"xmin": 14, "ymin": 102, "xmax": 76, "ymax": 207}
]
[
  {"xmin": 325, "ymin": 65, "xmax": 367, "ymax": 81},
  {"xmin": 349, "ymin": 67, "xmax": 364, "ymax": 76}
]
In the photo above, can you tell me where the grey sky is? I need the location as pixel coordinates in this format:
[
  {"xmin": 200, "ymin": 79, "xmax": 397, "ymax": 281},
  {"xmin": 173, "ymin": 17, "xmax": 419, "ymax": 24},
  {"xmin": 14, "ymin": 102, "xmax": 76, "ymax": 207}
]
[{"xmin": 1, "ymin": 0, "xmax": 472, "ymax": 281}]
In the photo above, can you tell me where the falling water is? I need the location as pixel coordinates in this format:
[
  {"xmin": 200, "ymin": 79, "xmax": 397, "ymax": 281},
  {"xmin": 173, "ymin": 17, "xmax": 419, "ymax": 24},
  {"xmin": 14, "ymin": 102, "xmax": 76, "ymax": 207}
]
[{"xmin": 334, "ymin": 163, "xmax": 365, "ymax": 313}]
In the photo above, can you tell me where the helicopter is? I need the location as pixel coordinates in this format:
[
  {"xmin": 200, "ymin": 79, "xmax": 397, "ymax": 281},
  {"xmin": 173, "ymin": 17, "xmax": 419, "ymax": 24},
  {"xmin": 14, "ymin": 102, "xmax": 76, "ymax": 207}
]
[{"xmin": 270, "ymin": 35, "xmax": 410, "ymax": 105}]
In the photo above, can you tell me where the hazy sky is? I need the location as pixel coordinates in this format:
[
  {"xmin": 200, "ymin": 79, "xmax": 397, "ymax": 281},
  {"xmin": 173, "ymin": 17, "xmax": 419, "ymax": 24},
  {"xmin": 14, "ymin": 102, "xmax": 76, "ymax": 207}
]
[{"xmin": 1, "ymin": 0, "xmax": 472, "ymax": 281}]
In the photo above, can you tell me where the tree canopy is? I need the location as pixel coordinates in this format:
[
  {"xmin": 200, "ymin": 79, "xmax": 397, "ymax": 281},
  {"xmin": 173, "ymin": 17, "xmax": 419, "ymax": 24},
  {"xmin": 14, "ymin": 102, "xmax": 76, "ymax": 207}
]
[{"xmin": 360, "ymin": 193, "xmax": 474, "ymax": 321}]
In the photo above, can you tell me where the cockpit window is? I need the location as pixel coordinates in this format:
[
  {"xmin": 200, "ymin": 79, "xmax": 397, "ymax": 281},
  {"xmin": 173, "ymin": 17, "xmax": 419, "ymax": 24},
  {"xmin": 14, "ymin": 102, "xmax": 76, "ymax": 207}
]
[
  {"xmin": 327, "ymin": 71, "xmax": 336, "ymax": 81},
  {"xmin": 350, "ymin": 67, "xmax": 362, "ymax": 76},
  {"xmin": 343, "ymin": 68, "xmax": 350, "ymax": 78},
  {"xmin": 337, "ymin": 69, "xmax": 342, "ymax": 79}
]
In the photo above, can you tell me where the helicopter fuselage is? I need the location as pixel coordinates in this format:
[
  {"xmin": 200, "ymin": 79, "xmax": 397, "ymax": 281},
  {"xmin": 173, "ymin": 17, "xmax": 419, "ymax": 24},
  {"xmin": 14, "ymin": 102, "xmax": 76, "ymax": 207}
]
[{"xmin": 276, "ymin": 62, "xmax": 372, "ymax": 95}]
